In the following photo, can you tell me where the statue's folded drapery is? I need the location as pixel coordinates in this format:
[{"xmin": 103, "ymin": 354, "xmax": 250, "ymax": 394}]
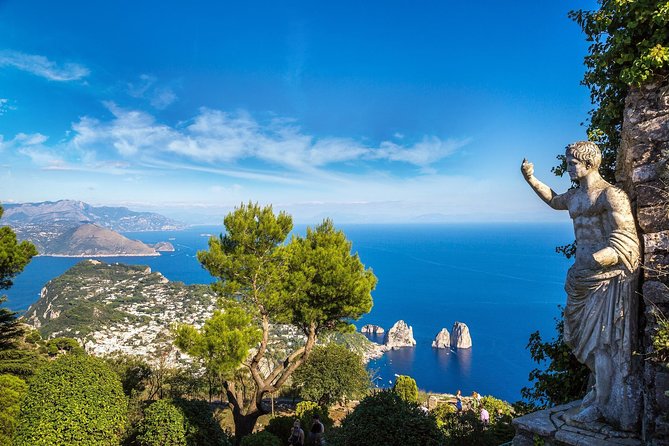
[{"xmin": 563, "ymin": 229, "xmax": 640, "ymax": 430}]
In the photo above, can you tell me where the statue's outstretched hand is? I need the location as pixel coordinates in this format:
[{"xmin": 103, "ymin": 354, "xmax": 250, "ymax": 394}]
[{"xmin": 521, "ymin": 158, "xmax": 534, "ymax": 180}]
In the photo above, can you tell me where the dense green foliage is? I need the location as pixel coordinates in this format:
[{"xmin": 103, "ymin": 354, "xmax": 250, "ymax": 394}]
[
  {"xmin": 479, "ymin": 395, "xmax": 513, "ymax": 422},
  {"xmin": 105, "ymin": 354, "xmax": 153, "ymax": 398},
  {"xmin": 295, "ymin": 401, "xmax": 332, "ymax": 433},
  {"xmin": 438, "ymin": 411, "xmax": 487, "ymax": 446},
  {"xmin": 184, "ymin": 203, "xmax": 376, "ymax": 442},
  {"xmin": 174, "ymin": 307, "xmax": 261, "ymax": 401},
  {"xmin": 567, "ymin": 0, "xmax": 669, "ymax": 181},
  {"xmin": 328, "ymin": 391, "xmax": 444, "ymax": 446},
  {"xmin": 431, "ymin": 402, "xmax": 456, "ymax": 424},
  {"xmin": 0, "ymin": 374, "xmax": 27, "ymax": 446},
  {"xmin": 239, "ymin": 431, "xmax": 282, "ymax": 446},
  {"xmin": 136, "ymin": 400, "xmax": 187, "ymax": 446},
  {"xmin": 264, "ymin": 416, "xmax": 295, "ymax": 445},
  {"xmin": 521, "ymin": 316, "xmax": 589, "ymax": 407},
  {"xmin": 283, "ymin": 218, "xmax": 377, "ymax": 334},
  {"xmin": 14, "ymin": 354, "xmax": 127, "ymax": 446},
  {"xmin": 0, "ymin": 204, "xmax": 37, "ymax": 351},
  {"xmin": 393, "ymin": 375, "xmax": 419, "ymax": 404},
  {"xmin": 45, "ymin": 337, "xmax": 85, "ymax": 356},
  {"xmin": 174, "ymin": 398, "xmax": 232, "ymax": 446},
  {"xmin": 198, "ymin": 201, "xmax": 293, "ymax": 316},
  {"xmin": 293, "ymin": 343, "xmax": 369, "ymax": 406},
  {"xmin": 0, "ymin": 296, "xmax": 22, "ymax": 352},
  {"xmin": 431, "ymin": 399, "xmax": 514, "ymax": 446},
  {"xmin": 0, "ymin": 343, "xmax": 47, "ymax": 379}
]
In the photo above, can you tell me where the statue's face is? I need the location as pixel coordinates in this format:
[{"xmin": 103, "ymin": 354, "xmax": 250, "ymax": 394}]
[{"xmin": 566, "ymin": 154, "xmax": 591, "ymax": 180}]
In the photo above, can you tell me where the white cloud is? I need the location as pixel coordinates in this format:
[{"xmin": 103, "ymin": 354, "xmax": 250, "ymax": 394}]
[
  {"xmin": 375, "ymin": 136, "xmax": 467, "ymax": 165},
  {"xmin": 0, "ymin": 50, "xmax": 89, "ymax": 81},
  {"xmin": 70, "ymin": 104, "xmax": 468, "ymax": 172},
  {"xmin": 150, "ymin": 87, "xmax": 177, "ymax": 109}
]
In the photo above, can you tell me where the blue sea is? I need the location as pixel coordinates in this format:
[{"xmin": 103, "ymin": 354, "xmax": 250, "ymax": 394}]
[{"xmin": 4, "ymin": 223, "xmax": 573, "ymax": 402}]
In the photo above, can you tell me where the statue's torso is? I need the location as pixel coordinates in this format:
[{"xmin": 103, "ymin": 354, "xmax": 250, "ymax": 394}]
[{"xmin": 567, "ymin": 185, "xmax": 616, "ymax": 267}]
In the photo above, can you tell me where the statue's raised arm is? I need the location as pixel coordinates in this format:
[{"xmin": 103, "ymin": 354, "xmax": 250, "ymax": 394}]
[{"xmin": 520, "ymin": 158, "xmax": 568, "ymax": 210}]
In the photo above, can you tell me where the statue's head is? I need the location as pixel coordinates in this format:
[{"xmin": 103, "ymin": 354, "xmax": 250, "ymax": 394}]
[{"xmin": 565, "ymin": 141, "xmax": 601, "ymax": 180}]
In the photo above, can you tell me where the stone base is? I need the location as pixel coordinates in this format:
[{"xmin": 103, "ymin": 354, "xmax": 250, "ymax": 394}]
[{"xmin": 512, "ymin": 401, "xmax": 642, "ymax": 446}]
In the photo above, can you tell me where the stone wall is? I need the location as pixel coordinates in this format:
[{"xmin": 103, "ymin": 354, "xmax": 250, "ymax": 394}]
[{"xmin": 617, "ymin": 76, "xmax": 669, "ymax": 444}]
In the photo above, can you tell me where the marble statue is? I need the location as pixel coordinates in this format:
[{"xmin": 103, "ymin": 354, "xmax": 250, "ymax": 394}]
[{"xmin": 521, "ymin": 141, "xmax": 640, "ymax": 431}]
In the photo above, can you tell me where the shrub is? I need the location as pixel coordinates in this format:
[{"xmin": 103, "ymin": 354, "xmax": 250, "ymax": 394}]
[
  {"xmin": 439, "ymin": 411, "xmax": 487, "ymax": 446},
  {"xmin": 264, "ymin": 416, "xmax": 295, "ymax": 445},
  {"xmin": 430, "ymin": 402, "xmax": 456, "ymax": 428},
  {"xmin": 393, "ymin": 375, "xmax": 418, "ymax": 404},
  {"xmin": 136, "ymin": 399, "xmax": 187, "ymax": 446},
  {"xmin": 0, "ymin": 374, "xmax": 27, "ymax": 446},
  {"xmin": 295, "ymin": 401, "xmax": 332, "ymax": 432},
  {"xmin": 174, "ymin": 399, "xmax": 232, "ymax": 446},
  {"xmin": 480, "ymin": 395, "xmax": 512, "ymax": 422},
  {"xmin": 240, "ymin": 430, "xmax": 281, "ymax": 446},
  {"xmin": 328, "ymin": 390, "xmax": 444, "ymax": 446},
  {"xmin": 14, "ymin": 354, "xmax": 127, "ymax": 446}
]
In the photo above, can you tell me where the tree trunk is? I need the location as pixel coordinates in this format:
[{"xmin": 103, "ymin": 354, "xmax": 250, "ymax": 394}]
[{"xmin": 232, "ymin": 411, "xmax": 262, "ymax": 446}]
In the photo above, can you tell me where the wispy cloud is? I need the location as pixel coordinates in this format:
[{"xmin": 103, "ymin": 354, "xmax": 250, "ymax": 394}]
[
  {"xmin": 0, "ymin": 50, "xmax": 89, "ymax": 81},
  {"xmin": 71, "ymin": 103, "xmax": 468, "ymax": 172},
  {"xmin": 127, "ymin": 74, "xmax": 177, "ymax": 109}
]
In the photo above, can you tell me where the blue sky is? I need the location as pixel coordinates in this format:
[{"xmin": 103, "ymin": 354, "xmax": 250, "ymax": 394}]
[{"xmin": 0, "ymin": 0, "xmax": 598, "ymax": 223}]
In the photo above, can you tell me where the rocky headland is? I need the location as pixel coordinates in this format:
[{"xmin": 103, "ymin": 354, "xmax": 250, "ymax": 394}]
[
  {"xmin": 43, "ymin": 224, "xmax": 160, "ymax": 257},
  {"xmin": 23, "ymin": 260, "xmax": 216, "ymax": 365}
]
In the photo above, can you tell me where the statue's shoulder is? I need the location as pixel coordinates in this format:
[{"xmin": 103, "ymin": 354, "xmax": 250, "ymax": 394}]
[{"xmin": 599, "ymin": 183, "xmax": 632, "ymax": 209}]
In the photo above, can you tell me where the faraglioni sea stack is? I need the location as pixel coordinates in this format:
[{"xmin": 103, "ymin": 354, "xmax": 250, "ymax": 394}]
[
  {"xmin": 384, "ymin": 320, "xmax": 416, "ymax": 350},
  {"xmin": 361, "ymin": 324, "xmax": 385, "ymax": 335},
  {"xmin": 432, "ymin": 328, "xmax": 451, "ymax": 349},
  {"xmin": 450, "ymin": 322, "xmax": 472, "ymax": 349}
]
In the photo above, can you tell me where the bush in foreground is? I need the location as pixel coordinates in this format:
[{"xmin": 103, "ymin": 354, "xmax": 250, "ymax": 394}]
[
  {"xmin": 0, "ymin": 374, "xmax": 27, "ymax": 446},
  {"xmin": 328, "ymin": 390, "xmax": 444, "ymax": 446},
  {"xmin": 136, "ymin": 399, "xmax": 187, "ymax": 446},
  {"xmin": 240, "ymin": 430, "xmax": 281, "ymax": 446},
  {"xmin": 14, "ymin": 354, "xmax": 127, "ymax": 446}
]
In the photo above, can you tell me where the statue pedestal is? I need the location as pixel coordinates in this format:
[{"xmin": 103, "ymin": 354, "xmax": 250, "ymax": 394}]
[{"xmin": 512, "ymin": 400, "xmax": 642, "ymax": 446}]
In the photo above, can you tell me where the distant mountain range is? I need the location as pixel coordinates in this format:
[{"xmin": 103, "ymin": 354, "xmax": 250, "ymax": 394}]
[
  {"xmin": 2, "ymin": 200, "xmax": 186, "ymax": 231},
  {"xmin": 2, "ymin": 200, "xmax": 183, "ymax": 256}
]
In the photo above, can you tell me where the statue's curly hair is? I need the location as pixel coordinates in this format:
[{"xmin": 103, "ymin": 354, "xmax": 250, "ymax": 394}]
[{"xmin": 565, "ymin": 141, "xmax": 601, "ymax": 169}]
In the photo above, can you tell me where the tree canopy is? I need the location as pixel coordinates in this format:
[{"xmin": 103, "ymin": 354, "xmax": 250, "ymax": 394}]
[
  {"xmin": 393, "ymin": 375, "xmax": 419, "ymax": 404},
  {"xmin": 0, "ymin": 204, "xmax": 37, "ymax": 351},
  {"xmin": 292, "ymin": 343, "xmax": 369, "ymax": 406}
]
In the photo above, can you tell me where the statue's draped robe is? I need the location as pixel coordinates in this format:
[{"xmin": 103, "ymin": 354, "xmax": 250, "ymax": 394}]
[{"xmin": 564, "ymin": 229, "xmax": 640, "ymax": 431}]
